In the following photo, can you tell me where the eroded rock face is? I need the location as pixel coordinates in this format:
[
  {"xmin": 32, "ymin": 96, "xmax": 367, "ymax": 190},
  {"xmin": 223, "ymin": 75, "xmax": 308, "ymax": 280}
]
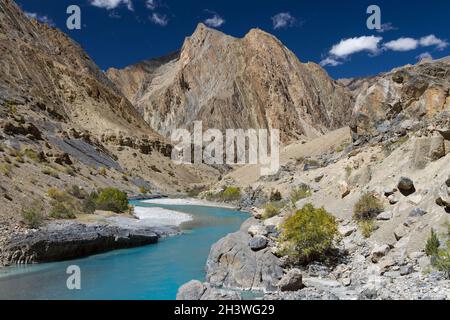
[
  {"xmin": 1, "ymin": 222, "xmax": 174, "ymax": 265},
  {"xmin": 350, "ymin": 61, "xmax": 450, "ymax": 136},
  {"xmin": 205, "ymin": 219, "xmax": 283, "ymax": 292},
  {"xmin": 107, "ymin": 23, "xmax": 354, "ymax": 142}
]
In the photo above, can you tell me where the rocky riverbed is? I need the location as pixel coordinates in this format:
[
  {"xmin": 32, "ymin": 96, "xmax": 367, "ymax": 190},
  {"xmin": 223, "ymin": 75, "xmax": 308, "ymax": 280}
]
[{"xmin": 177, "ymin": 212, "xmax": 450, "ymax": 300}]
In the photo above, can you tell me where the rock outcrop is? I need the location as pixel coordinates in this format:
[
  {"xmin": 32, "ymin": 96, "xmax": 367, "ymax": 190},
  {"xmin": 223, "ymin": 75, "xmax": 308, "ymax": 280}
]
[
  {"xmin": 1, "ymin": 221, "xmax": 177, "ymax": 265},
  {"xmin": 108, "ymin": 23, "xmax": 354, "ymax": 142},
  {"xmin": 205, "ymin": 219, "xmax": 283, "ymax": 292}
]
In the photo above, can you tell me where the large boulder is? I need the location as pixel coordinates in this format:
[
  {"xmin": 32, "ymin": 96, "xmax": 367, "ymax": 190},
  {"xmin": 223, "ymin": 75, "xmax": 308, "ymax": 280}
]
[
  {"xmin": 249, "ymin": 236, "xmax": 268, "ymax": 251},
  {"xmin": 206, "ymin": 221, "xmax": 283, "ymax": 292},
  {"xmin": 176, "ymin": 281, "xmax": 206, "ymax": 300},
  {"xmin": 371, "ymin": 244, "xmax": 390, "ymax": 263},
  {"xmin": 277, "ymin": 269, "xmax": 304, "ymax": 292},
  {"xmin": 397, "ymin": 177, "xmax": 416, "ymax": 196}
]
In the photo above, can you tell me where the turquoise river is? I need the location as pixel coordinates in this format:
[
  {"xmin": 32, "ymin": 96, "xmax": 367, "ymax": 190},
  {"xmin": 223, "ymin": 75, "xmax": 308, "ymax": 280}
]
[{"xmin": 0, "ymin": 201, "xmax": 249, "ymax": 300}]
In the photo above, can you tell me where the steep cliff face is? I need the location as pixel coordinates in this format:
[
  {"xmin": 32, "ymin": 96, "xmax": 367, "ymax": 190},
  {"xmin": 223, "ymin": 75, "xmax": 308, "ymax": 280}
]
[
  {"xmin": 350, "ymin": 60, "xmax": 450, "ymax": 134},
  {"xmin": 107, "ymin": 23, "xmax": 354, "ymax": 142},
  {"xmin": 0, "ymin": 1, "xmax": 222, "ymax": 229},
  {"xmin": 0, "ymin": 0, "xmax": 156, "ymax": 138}
]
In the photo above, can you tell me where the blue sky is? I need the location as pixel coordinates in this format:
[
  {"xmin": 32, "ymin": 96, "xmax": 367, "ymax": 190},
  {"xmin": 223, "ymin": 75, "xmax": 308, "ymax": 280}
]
[{"xmin": 16, "ymin": 0, "xmax": 450, "ymax": 79}]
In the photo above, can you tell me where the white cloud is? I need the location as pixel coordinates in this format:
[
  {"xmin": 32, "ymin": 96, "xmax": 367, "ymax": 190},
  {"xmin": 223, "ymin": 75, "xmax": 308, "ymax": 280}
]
[
  {"xmin": 383, "ymin": 37, "xmax": 419, "ymax": 51},
  {"xmin": 416, "ymin": 52, "xmax": 433, "ymax": 61},
  {"xmin": 319, "ymin": 57, "xmax": 342, "ymax": 67},
  {"xmin": 25, "ymin": 12, "xmax": 55, "ymax": 26},
  {"xmin": 383, "ymin": 35, "xmax": 448, "ymax": 52},
  {"xmin": 150, "ymin": 12, "xmax": 169, "ymax": 26},
  {"xmin": 271, "ymin": 12, "xmax": 296, "ymax": 30},
  {"xmin": 204, "ymin": 14, "xmax": 225, "ymax": 28},
  {"xmin": 89, "ymin": 0, "xmax": 133, "ymax": 11},
  {"xmin": 330, "ymin": 36, "xmax": 383, "ymax": 58},
  {"xmin": 145, "ymin": 0, "xmax": 157, "ymax": 10},
  {"xmin": 419, "ymin": 35, "xmax": 449, "ymax": 50},
  {"xmin": 376, "ymin": 22, "xmax": 398, "ymax": 33}
]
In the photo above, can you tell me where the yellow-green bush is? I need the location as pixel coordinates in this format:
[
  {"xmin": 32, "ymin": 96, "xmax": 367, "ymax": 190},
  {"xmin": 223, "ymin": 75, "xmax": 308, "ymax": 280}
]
[
  {"xmin": 263, "ymin": 202, "xmax": 282, "ymax": 220},
  {"xmin": 426, "ymin": 229, "xmax": 441, "ymax": 257},
  {"xmin": 354, "ymin": 193, "xmax": 384, "ymax": 221},
  {"xmin": 278, "ymin": 204, "xmax": 339, "ymax": 263},
  {"xmin": 358, "ymin": 219, "xmax": 376, "ymax": 238},
  {"xmin": 48, "ymin": 188, "xmax": 78, "ymax": 219},
  {"xmin": 95, "ymin": 188, "xmax": 129, "ymax": 213},
  {"xmin": 290, "ymin": 185, "xmax": 312, "ymax": 204},
  {"xmin": 220, "ymin": 186, "xmax": 241, "ymax": 202},
  {"xmin": 21, "ymin": 201, "xmax": 45, "ymax": 229}
]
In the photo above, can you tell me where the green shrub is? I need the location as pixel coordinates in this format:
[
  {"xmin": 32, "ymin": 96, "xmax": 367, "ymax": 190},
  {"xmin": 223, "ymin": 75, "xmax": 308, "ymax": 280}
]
[
  {"xmin": 353, "ymin": 193, "xmax": 384, "ymax": 221},
  {"xmin": 98, "ymin": 167, "xmax": 107, "ymax": 176},
  {"xmin": 290, "ymin": 185, "xmax": 312, "ymax": 204},
  {"xmin": 434, "ymin": 244, "xmax": 450, "ymax": 278},
  {"xmin": 263, "ymin": 202, "xmax": 282, "ymax": 220},
  {"xmin": 220, "ymin": 186, "xmax": 241, "ymax": 202},
  {"xmin": 0, "ymin": 163, "xmax": 11, "ymax": 177},
  {"xmin": 82, "ymin": 192, "xmax": 98, "ymax": 214},
  {"xmin": 48, "ymin": 188, "xmax": 79, "ymax": 219},
  {"xmin": 426, "ymin": 229, "xmax": 441, "ymax": 257},
  {"xmin": 278, "ymin": 204, "xmax": 339, "ymax": 263},
  {"xmin": 21, "ymin": 201, "xmax": 45, "ymax": 229},
  {"xmin": 22, "ymin": 149, "xmax": 40, "ymax": 162},
  {"xmin": 95, "ymin": 188, "xmax": 128, "ymax": 213},
  {"xmin": 358, "ymin": 220, "xmax": 376, "ymax": 238},
  {"xmin": 270, "ymin": 190, "xmax": 282, "ymax": 202}
]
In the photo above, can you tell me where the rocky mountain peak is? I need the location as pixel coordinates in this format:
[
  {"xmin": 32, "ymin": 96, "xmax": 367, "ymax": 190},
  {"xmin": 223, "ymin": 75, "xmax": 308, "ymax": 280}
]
[{"xmin": 109, "ymin": 26, "xmax": 354, "ymax": 141}]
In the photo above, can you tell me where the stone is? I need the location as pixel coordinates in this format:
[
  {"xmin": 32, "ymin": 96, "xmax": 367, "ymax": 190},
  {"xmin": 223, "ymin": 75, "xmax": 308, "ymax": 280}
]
[
  {"xmin": 277, "ymin": 269, "xmax": 304, "ymax": 292},
  {"xmin": 249, "ymin": 236, "xmax": 268, "ymax": 251},
  {"xmin": 371, "ymin": 244, "xmax": 390, "ymax": 263},
  {"xmin": 400, "ymin": 265, "xmax": 414, "ymax": 276},
  {"xmin": 377, "ymin": 211, "xmax": 393, "ymax": 221},
  {"xmin": 409, "ymin": 208, "xmax": 427, "ymax": 217},
  {"xmin": 397, "ymin": 177, "xmax": 416, "ymax": 196},
  {"xmin": 408, "ymin": 194, "xmax": 422, "ymax": 205},
  {"xmin": 446, "ymin": 175, "xmax": 450, "ymax": 188},
  {"xmin": 383, "ymin": 188, "xmax": 397, "ymax": 197},
  {"xmin": 394, "ymin": 225, "xmax": 409, "ymax": 241},
  {"xmin": 340, "ymin": 181, "xmax": 351, "ymax": 198},
  {"xmin": 248, "ymin": 225, "xmax": 268, "ymax": 237},
  {"xmin": 339, "ymin": 225, "xmax": 357, "ymax": 237},
  {"xmin": 206, "ymin": 224, "xmax": 283, "ymax": 292},
  {"xmin": 176, "ymin": 280, "xmax": 206, "ymax": 300},
  {"xmin": 263, "ymin": 216, "xmax": 284, "ymax": 229},
  {"xmin": 342, "ymin": 278, "xmax": 351, "ymax": 287},
  {"xmin": 314, "ymin": 173, "xmax": 325, "ymax": 183},
  {"xmin": 388, "ymin": 195, "xmax": 399, "ymax": 205}
]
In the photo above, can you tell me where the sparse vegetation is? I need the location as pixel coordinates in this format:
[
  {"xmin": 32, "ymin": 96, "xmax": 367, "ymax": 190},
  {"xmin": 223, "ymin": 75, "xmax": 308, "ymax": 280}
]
[
  {"xmin": 358, "ymin": 219, "xmax": 376, "ymax": 238},
  {"xmin": 22, "ymin": 149, "xmax": 40, "ymax": 162},
  {"xmin": 21, "ymin": 201, "xmax": 45, "ymax": 229},
  {"xmin": 270, "ymin": 190, "xmax": 282, "ymax": 202},
  {"xmin": 383, "ymin": 135, "xmax": 409, "ymax": 156},
  {"xmin": 353, "ymin": 192, "xmax": 384, "ymax": 221},
  {"xmin": 278, "ymin": 204, "xmax": 339, "ymax": 264},
  {"xmin": 4, "ymin": 100, "xmax": 17, "ymax": 114},
  {"xmin": 0, "ymin": 163, "xmax": 12, "ymax": 177},
  {"xmin": 220, "ymin": 186, "xmax": 241, "ymax": 202},
  {"xmin": 426, "ymin": 229, "xmax": 441, "ymax": 257},
  {"xmin": 426, "ymin": 226, "xmax": 450, "ymax": 278},
  {"xmin": 98, "ymin": 167, "xmax": 107, "ymax": 176},
  {"xmin": 290, "ymin": 185, "xmax": 312, "ymax": 204},
  {"xmin": 263, "ymin": 202, "xmax": 282, "ymax": 220},
  {"xmin": 353, "ymin": 193, "xmax": 383, "ymax": 238},
  {"xmin": 47, "ymin": 188, "xmax": 78, "ymax": 219}
]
